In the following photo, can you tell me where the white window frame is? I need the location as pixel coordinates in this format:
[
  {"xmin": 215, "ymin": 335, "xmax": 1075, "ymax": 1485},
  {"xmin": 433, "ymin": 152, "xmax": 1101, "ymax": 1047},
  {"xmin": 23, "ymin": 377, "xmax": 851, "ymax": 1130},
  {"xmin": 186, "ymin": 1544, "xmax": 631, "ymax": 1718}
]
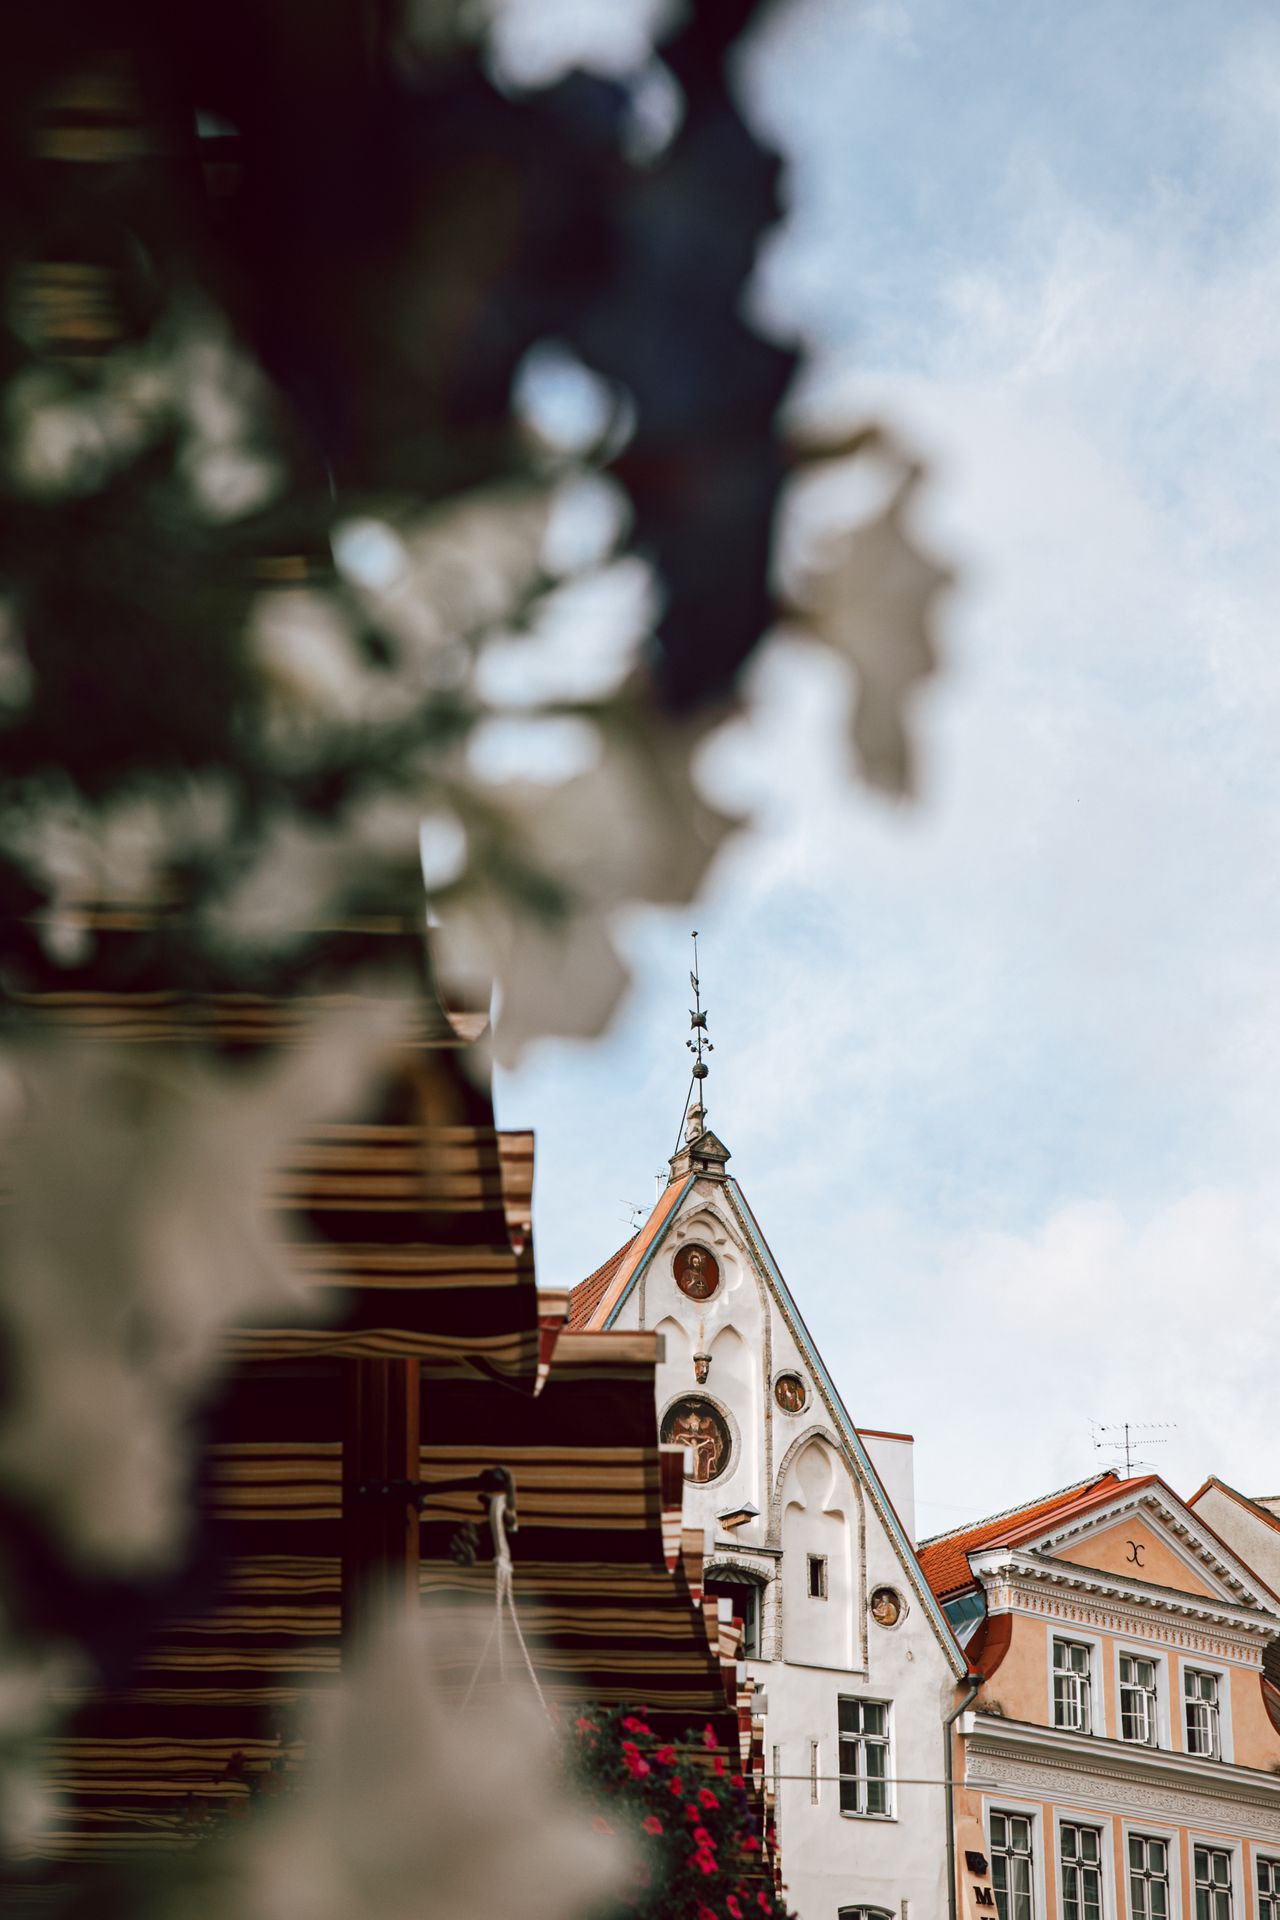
[
  {"xmin": 1114, "ymin": 1644, "xmax": 1168, "ymax": 1749},
  {"xmin": 1053, "ymin": 1809, "xmax": 1116, "ymax": 1920},
  {"xmin": 1255, "ymin": 1850, "xmax": 1280, "ymax": 1920},
  {"xmin": 837, "ymin": 1695, "xmax": 893, "ymax": 1820},
  {"xmin": 1122, "ymin": 1818, "xmax": 1181, "ymax": 1920},
  {"xmin": 987, "ymin": 1799, "xmax": 1045, "ymax": 1920},
  {"xmin": 1190, "ymin": 1834, "xmax": 1242, "ymax": 1920},
  {"xmin": 1049, "ymin": 1630, "xmax": 1104, "ymax": 1735},
  {"xmin": 1180, "ymin": 1658, "xmax": 1233, "ymax": 1762}
]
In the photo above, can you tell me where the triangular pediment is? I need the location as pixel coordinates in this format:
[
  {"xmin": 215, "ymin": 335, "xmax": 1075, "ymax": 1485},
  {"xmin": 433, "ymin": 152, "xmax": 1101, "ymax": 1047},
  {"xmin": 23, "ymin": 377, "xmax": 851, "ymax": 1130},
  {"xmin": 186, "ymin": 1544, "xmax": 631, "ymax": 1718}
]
[{"xmin": 1009, "ymin": 1482, "xmax": 1280, "ymax": 1613}]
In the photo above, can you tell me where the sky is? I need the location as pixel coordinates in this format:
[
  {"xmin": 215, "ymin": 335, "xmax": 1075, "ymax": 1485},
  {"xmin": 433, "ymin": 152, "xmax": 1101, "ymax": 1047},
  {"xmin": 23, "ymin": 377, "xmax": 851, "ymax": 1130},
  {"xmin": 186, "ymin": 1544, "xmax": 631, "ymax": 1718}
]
[{"xmin": 494, "ymin": 0, "xmax": 1280, "ymax": 1537}]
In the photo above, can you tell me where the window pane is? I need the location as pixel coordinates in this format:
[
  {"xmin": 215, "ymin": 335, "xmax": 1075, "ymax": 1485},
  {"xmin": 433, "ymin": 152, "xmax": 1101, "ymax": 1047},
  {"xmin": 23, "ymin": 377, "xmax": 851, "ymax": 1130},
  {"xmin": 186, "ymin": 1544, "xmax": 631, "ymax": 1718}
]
[{"xmin": 863, "ymin": 1703, "xmax": 886, "ymax": 1737}]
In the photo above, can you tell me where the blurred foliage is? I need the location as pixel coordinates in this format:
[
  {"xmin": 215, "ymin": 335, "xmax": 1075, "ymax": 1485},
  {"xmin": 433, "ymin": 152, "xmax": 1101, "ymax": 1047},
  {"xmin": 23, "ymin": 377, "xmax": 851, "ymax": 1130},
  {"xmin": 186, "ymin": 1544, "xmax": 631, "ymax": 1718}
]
[
  {"xmin": 0, "ymin": 0, "xmax": 952, "ymax": 1898},
  {"xmin": 569, "ymin": 1706, "xmax": 792, "ymax": 1920}
]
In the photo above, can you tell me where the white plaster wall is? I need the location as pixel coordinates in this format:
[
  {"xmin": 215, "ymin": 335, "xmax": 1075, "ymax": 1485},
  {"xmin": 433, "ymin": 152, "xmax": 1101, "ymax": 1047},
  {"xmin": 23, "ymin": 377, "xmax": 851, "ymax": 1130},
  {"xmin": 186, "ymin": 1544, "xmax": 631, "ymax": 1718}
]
[
  {"xmin": 860, "ymin": 1432, "xmax": 917, "ymax": 1547},
  {"xmin": 1193, "ymin": 1487, "xmax": 1280, "ymax": 1598},
  {"xmin": 613, "ymin": 1174, "xmax": 955, "ymax": 1920}
]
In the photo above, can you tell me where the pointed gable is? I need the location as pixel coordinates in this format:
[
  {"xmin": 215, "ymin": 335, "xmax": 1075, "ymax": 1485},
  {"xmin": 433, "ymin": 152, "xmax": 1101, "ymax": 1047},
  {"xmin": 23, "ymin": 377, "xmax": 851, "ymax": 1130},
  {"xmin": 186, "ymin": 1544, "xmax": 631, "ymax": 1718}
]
[
  {"xmin": 922, "ymin": 1470, "xmax": 1280, "ymax": 1615},
  {"xmin": 1053, "ymin": 1512, "xmax": 1222, "ymax": 1596}
]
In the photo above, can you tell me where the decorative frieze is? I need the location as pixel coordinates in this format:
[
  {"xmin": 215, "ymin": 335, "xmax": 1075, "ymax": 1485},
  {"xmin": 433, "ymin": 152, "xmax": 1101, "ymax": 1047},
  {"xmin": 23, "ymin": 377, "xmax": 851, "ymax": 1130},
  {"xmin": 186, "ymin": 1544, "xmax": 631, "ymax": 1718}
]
[
  {"xmin": 965, "ymin": 1745, "xmax": 1280, "ymax": 1839},
  {"xmin": 985, "ymin": 1581, "xmax": 1264, "ymax": 1665}
]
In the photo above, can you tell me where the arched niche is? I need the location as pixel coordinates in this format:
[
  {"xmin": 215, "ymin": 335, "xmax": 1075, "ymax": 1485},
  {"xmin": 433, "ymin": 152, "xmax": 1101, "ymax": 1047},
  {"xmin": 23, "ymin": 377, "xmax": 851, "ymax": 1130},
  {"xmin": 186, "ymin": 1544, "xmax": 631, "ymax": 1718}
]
[
  {"xmin": 704, "ymin": 1557, "xmax": 770, "ymax": 1660},
  {"xmin": 779, "ymin": 1432, "xmax": 857, "ymax": 1668}
]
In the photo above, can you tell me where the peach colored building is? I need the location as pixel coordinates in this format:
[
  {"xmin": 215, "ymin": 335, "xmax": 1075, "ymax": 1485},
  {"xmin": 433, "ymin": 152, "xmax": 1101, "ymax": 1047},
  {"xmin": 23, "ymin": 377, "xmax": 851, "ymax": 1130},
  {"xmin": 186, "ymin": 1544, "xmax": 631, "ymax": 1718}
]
[{"xmin": 919, "ymin": 1472, "xmax": 1280, "ymax": 1920}]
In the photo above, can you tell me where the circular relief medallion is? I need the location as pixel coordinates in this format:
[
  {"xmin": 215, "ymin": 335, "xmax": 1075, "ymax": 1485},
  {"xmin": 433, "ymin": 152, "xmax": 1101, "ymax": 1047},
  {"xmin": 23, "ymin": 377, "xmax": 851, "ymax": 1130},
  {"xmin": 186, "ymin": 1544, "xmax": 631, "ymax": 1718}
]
[
  {"xmin": 674, "ymin": 1243, "xmax": 720, "ymax": 1301},
  {"xmin": 661, "ymin": 1395, "xmax": 731, "ymax": 1483},
  {"xmin": 870, "ymin": 1585, "xmax": 904, "ymax": 1628},
  {"xmin": 773, "ymin": 1372, "xmax": 807, "ymax": 1415}
]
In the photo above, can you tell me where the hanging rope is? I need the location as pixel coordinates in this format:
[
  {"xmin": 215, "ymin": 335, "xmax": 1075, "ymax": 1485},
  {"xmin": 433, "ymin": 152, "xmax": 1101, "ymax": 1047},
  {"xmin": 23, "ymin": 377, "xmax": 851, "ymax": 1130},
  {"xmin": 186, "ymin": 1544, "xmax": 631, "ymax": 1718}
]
[{"xmin": 458, "ymin": 1488, "xmax": 553, "ymax": 1727}]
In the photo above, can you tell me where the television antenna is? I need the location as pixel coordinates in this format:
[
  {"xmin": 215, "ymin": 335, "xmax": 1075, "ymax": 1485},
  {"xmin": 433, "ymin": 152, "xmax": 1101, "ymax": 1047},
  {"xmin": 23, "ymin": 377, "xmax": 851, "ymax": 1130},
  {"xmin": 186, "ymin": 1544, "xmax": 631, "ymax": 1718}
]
[
  {"xmin": 621, "ymin": 1199, "xmax": 645, "ymax": 1231},
  {"xmin": 1091, "ymin": 1420, "xmax": 1176, "ymax": 1480}
]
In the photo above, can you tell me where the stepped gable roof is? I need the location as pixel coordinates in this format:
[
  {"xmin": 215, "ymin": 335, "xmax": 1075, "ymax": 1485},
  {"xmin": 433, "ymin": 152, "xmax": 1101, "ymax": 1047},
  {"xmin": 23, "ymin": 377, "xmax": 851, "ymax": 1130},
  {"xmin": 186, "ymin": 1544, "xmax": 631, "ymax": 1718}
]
[
  {"xmin": 918, "ymin": 1471, "xmax": 1124, "ymax": 1599},
  {"xmin": 567, "ymin": 1236, "xmax": 636, "ymax": 1329}
]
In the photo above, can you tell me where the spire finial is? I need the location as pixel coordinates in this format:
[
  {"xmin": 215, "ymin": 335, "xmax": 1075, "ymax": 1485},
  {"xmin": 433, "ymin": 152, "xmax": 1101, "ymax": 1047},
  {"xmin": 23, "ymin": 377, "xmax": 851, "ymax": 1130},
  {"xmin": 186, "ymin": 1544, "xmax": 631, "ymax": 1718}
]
[{"xmin": 673, "ymin": 930, "xmax": 715, "ymax": 1155}]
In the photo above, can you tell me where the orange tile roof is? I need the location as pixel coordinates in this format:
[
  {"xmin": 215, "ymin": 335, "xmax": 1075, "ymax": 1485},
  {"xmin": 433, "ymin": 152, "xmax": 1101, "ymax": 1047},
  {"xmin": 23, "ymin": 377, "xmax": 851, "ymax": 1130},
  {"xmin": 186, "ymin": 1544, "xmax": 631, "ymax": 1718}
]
[
  {"xmin": 567, "ymin": 1236, "xmax": 636, "ymax": 1329},
  {"xmin": 917, "ymin": 1471, "xmax": 1123, "ymax": 1599},
  {"xmin": 568, "ymin": 1176, "xmax": 693, "ymax": 1331}
]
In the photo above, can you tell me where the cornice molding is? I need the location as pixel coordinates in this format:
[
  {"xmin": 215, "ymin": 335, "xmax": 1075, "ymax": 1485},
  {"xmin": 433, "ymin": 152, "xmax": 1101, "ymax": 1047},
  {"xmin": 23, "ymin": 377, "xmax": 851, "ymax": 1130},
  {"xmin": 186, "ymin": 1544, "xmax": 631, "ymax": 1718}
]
[
  {"xmin": 1030, "ymin": 1488, "xmax": 1276, "ymax": 1613},
  {"xmin": 962, "ymin": 1713, "xmax": 1280, "ymax": 1837},
  {"xmin": 970, "ymin": 1548, "xmax": 1278, "ymax": 1648}
]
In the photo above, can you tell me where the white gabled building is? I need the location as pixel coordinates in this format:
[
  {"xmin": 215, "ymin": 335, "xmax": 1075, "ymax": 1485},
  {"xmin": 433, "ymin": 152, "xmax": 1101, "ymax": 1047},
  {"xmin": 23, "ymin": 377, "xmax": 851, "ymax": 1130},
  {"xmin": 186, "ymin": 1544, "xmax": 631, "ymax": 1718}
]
[{"xmin": 569, "ymin": 1103, "xmax": 968, "ymax": 1920}]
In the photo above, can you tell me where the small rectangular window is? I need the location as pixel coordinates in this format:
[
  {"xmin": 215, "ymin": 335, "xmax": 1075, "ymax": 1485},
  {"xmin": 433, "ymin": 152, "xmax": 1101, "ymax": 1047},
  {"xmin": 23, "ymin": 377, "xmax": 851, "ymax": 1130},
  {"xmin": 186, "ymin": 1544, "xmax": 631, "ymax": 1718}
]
[
  {"xmin": 1194, "ymin": 1845, "xmax": 1233, "ymax": 1920},
  {"xmin": 1257, "ymin": 1856, "xmax": 1280, "ymax": 1920},
  {"xmin": 1120, "ymin": 1652, "xmax": 1158, "ymax": 1745},
  {"xmin": 837, "ymin": 1696, "xmax": 891, "ymax": 1817},
  {"xmin": 990, "ymin": 1810, "xmax": 1035, "ymax": 1920},
  {"xmin": 1185, "ymin": 1668, "xmax": 1221, "ymax": 1759},
  {"xmin": 1129, "ymin": 1834, "xmax": 1170, "ymax": 1920},
  {"xmin": 1053, "ymin": 1638, "xmax": 1092, "ymax": 1733},
  {"xmin": 808, "ymin": 1554, "xmax": 828, "ymax": 1599},
  {"xmin": 1060, "ymin": 1822, "xmax": 1103, "ymax": 1920}
]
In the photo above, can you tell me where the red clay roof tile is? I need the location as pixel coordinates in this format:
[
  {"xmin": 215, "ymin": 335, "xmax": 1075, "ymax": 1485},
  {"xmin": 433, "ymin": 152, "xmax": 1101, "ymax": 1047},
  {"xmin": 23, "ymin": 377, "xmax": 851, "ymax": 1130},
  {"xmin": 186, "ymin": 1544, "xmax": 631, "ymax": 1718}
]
[
  {"xmin": 567, "ymin": 1236, "xmax": 636, "ymax": 1329},
  {"xmin": 917, "ymin": 1471, "xmax": 1123, "ymax": 1599}
]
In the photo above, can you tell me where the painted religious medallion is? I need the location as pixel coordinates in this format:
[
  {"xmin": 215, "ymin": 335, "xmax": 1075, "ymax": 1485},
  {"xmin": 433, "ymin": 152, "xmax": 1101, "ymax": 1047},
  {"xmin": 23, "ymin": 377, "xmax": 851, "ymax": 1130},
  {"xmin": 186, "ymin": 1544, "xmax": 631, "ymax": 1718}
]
[
  {"xmin": 674, "ymin": 1243, "xmax": 720, "ymax": 1300},
  {"xmin": 870, "ymin": 1585, "xmax": 904, "ymax": 1627},
  {"xmin": 773, "ymin": 1373, "xmax": 807, "ymax": 1414},
  {"xmin": 661, "ymin": 1395, "xmax": 731, "ymax": 1483}
]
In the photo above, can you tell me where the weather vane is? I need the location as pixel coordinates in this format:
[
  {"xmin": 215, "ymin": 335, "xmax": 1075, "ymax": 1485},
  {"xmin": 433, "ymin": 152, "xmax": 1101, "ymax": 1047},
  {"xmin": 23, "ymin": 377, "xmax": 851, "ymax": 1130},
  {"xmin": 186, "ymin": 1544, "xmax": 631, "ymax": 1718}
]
[
  {"xmin": 673, "ymin": 931, "xmax": 716, "ymax": 1156},
  {"xmin": 687, "ymin": 930, "xmax": 713, "ymax": 1087}
]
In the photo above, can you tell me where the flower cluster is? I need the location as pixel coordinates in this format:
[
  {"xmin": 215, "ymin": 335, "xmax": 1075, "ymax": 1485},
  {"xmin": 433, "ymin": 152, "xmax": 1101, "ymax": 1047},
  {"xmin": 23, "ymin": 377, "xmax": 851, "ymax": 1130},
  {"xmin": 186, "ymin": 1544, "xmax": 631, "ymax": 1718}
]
[{"xmin": 567, "ymin": 1706, "xmax": 792, "ymax": 1920}]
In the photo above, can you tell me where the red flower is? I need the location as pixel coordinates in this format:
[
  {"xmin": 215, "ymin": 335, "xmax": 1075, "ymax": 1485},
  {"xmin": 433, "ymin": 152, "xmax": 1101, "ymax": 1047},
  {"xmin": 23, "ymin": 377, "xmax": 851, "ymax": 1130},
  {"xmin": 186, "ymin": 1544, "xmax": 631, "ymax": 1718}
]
[
  {"xmin": 575, "ymin": 1717, "xmax": 596, "ymax": 1734},
  {"xmin": 732, "ymin": 1775, "xmax": 746, "ymax": 1790},
  {"xmin": 728, "ymin": 1899, "xmax": 743, "ymax": 1918},
  {"xmin": 623, "ymin": 1716, "xmax": 652, "ymax": 1735},
  {"xmin": 694, "ymin": 1853, "xmax": 717, "ymax": 1876},
  {"xmin": 686, "ymin": 1804, "xmax": 701, "ymax": 1821},
  {"xmin": 703, "ymin": 1723, "xmax": 719, "ymax": 1749},
  {"xmin": 699, "ymin": 1787, "xmax": 720, "ymax": 1809},
  {"xmin": 656, "ymin": 1745, "xmax": 676, "ymax": 1765},
  {"xmin": 742, "ymin": 1834, "xmax": 761, "ymax": 1852},
  {"xmin": 698, "ymin": 1906, "xmax": 718, "ymax": 1920},
  {"xmin": 693, "ymin": 1827, "xmax": 715, "ymax": 1849},
  {"xmin": 757, "ymin": 1895, "xmax": 772, "ymax": 1912},
  {"xmin": 643, "ymin": 1816, "xmax": 664, "ymax": 1836},
  {"xmin": 713, "ymin": 1754, "xmax": 728, "ymax": 1776},
  {"xmin": 668, "ymin": 1776, "xmax": 684, "ymax": 1797}
]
